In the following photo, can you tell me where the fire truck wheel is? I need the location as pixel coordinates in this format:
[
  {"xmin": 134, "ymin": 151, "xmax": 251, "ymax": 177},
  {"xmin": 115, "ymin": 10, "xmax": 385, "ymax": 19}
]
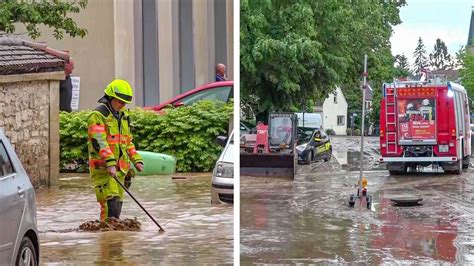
[
  {"xmin": 462, "ymin": 156, "xmax": 470, "ymax": 170},
  {"xmin": 453, "ymin": 159, "xmax": 462, "ymax": 175}
]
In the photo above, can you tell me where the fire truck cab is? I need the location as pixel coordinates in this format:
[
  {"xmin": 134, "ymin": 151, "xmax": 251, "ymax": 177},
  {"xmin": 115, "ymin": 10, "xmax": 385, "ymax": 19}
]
[{"xmin": 379, "ymin": 77, "xmax": 471, "ymax": 175}]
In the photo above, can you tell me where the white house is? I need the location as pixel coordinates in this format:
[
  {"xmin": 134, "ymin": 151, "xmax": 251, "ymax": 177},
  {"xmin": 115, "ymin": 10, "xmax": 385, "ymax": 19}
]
[{"xmin": 320, "ymin": 86, "xmax": 348, "ymax": 135}]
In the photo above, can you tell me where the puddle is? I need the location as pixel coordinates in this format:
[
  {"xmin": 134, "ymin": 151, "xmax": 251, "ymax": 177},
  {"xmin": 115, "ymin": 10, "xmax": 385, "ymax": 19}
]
[
  {"xmin": 241, "ymin": 136, "xmax": 474, "ymax": 264},
  {"xmin": 36, "ymin": 173, "xmax": 233, "ymax": 264}
]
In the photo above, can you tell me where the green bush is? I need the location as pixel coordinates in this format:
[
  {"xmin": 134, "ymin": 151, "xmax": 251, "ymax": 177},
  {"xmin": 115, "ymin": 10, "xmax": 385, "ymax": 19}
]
[
  {"xmin": 346, "ymin": 128, "xmax": 352, "ymax": 136},
  {"xmin": 325, "ymin": 128, "xmax": 336, "ymax": 135},
  {"xmin": 60, "ymin": 100, "xmax": 233, "ymax": 173},
  {"xmin": 354, "ymin": 129, "xmax": 361, "ymax": 136}
]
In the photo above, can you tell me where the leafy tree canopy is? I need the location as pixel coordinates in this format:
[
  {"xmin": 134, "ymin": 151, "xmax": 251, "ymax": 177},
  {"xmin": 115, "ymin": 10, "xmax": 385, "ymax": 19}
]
[
  {"xmin": 0, "ymin": 0, "xmax": 88, "ymax": 40},
  {"xmin": 241, "ymin": 0, "xmax": 405, "ymax": 118},
  {"xmin": 458, "ymin": 46, "xmax": 474, "ymax": 101}
]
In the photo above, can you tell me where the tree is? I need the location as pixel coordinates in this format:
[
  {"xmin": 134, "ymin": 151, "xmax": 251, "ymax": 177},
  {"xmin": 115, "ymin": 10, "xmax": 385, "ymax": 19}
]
[
  {"xmin": 429, "ymin": 38, "xmax": 453, "ymax": 70},
  {"xmin": 0, "ymin": 0, "xmax": 88, "ymax": 40},
  {"xmin": 395, "ymin": 54, "xmax": 409, "ymax": 69},
  {"xmin": 412, "ymin": 37, "xmax": 428, "ymax": 76},
  {"xmin": 240, "ymin": 0, "xmax": 405, "ymax": 119},
  {"xmin": 458, "ymin": 46, "xmax": 474, "ymax": 99},
  {"xmin": 393, "ymin": 54, "xmax": 410, "ymax": 78},
  {"xmin": 453, "ymin": 46, "xmax": 465, "ymax": 69}
]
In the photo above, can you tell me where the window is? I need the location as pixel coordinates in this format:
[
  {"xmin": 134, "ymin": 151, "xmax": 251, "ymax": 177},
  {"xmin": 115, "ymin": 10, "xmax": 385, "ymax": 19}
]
[
  {"xmin": 333, "ymin": 91, "xmax": 338, "ymax": 104},
  {"xmin": 337, "ymin": 115, "xmax": 345, "ymax": 126},
  {"xmin": 454, "ymin": 91, "xmax": 463, "ymax": 136},
  {"xmin": 0, "ymin": 141, "xmax": 14, "ymax": 177},
  {"xmin": 270, "ymin": 116, "xmax": 292, "ymax": 146},
  {"xmin": 180, "ymin": 86, "xmax": 232, "ymax": 106}
]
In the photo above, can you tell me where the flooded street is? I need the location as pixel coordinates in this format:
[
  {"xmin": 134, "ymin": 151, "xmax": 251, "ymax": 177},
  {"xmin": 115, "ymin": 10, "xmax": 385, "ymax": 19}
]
[
  {"xmin": 241, "ymin": 136, "xmax": 474, "ymax": 264},
  {"xmin": 36, "ymin": 173, "xmax": 233, "ymax": 264}
]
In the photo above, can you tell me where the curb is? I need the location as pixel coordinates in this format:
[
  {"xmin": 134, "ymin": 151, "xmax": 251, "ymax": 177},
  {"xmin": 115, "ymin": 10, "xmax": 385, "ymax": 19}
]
[{"xmin": 333, "ymin": 153, "xmax": 348, "ymax": 170}]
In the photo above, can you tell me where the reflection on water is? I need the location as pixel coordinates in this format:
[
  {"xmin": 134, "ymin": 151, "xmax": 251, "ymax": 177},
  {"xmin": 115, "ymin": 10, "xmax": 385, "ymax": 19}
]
[
  {"xmin": 37, "ymin": 173, "xmax": 233, "ymax": 264},
  {"xmin": 241, "ymin": 169, "xmax": 474, "ymax": 264}
]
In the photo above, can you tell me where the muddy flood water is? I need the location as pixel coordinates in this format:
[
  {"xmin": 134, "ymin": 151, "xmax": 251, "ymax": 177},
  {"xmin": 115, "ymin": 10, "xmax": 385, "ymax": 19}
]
[
  {"xmin": 241, "ymin": 136, "xmax": 474, "ymax": 264},
  {"xmin": 36, "ymin": 173, "xmax": 233, "ymax": 264}
]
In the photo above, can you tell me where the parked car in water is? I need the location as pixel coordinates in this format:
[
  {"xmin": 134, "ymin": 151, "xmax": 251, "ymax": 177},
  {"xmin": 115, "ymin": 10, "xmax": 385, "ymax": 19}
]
[
  {"xmin": 211, "ymin": 131, "xmax": 234, "ymax": 204},
  {"xmin": 296, "ymin": 127, "xmax": 332, "ymax": 164},
  {"xmin": 0, "ymin": 129, "xmax": 39, "ymax": 265},
  {"xmin": 148, "ymin": 81, "xmax": 233, "ymax": 111}
]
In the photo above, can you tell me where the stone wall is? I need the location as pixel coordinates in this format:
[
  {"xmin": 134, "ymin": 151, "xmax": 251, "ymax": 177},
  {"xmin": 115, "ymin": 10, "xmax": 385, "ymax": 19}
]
[{"xmin": 0, "ymin": 80, "xmax": 50, "ymax": 187}]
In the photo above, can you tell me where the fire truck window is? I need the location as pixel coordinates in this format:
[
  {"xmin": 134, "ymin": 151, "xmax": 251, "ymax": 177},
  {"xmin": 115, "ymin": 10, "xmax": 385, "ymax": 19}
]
[
  {"xmin": 462, "ymin": 93, "xmax": 470, "ymax": 131},
  {"xmin": 455, "ymin": 91, "xmax": 463, "ymax": 136}
]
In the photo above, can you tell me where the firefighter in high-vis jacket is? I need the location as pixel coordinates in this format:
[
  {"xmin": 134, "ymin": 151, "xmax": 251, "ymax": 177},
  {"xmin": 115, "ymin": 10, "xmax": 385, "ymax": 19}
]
[{"xmin": 87, "ymin": 79, "xmax": 144, "ymax": 220}]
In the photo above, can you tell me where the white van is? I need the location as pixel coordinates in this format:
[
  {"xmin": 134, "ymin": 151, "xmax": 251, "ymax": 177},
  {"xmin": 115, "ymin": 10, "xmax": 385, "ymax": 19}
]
[{"xmin": 211, "ymin": 131, "xmax": 234, "ymax": 204}]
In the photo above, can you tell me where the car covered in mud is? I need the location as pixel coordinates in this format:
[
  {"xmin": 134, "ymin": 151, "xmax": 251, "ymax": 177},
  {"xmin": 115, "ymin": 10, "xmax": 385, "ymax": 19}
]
[
  {"xmin": 296, "ymin": 127, "xmax": 332, "ymax": 164},
  {"xmin": 0, "ymin": 129, "xmax": 39, "ymax": 265},
  {"xmin": 211, "ymin": 131, "xmax": 234, "ymax": 204}
]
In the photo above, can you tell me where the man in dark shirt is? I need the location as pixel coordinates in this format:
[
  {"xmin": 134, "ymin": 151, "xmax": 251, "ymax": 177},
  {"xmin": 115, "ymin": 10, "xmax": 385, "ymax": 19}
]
[{"xmin": 60, "ymin": 58, "xmax": 74, "ymax": 112}]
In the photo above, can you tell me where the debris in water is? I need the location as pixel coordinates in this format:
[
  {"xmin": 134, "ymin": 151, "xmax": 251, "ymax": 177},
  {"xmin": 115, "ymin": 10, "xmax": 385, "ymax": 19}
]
[
  {"xmin": 78, "ymin": 217, "xmax": 141, "ymax": 232},
  {"xmin": 390, "ymin": 196, "xmax": 423, "ymax": 206},
  {"xmin": 172, "ymin": 176, "xmax": 187, "ymax": 180}
]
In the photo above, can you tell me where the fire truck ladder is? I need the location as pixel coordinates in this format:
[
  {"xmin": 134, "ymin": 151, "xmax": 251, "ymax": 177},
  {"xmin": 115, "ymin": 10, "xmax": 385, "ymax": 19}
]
[{"xmin": 385, "ymin": 84, "xmax": 398, "ymax": 154}]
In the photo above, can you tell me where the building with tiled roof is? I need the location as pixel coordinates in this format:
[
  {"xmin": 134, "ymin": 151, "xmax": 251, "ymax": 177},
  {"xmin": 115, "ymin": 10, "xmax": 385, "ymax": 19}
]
[
  {"xmin": 0, "ymin": 35, "xmax": 66, "ymax": 187},
  {"xmin": 0, "ymin": 36, "xmax": 69, "ymax": 75}
]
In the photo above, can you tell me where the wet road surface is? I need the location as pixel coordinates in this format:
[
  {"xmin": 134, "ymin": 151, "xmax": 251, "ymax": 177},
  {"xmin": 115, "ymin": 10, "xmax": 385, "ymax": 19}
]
[
  {"xmin": 36, "ymin": 173, "xmax": 233, "ymax": 264},
  {"xmin": 241, "ymin": 136, "xmax": 474, "ymax": 264}
]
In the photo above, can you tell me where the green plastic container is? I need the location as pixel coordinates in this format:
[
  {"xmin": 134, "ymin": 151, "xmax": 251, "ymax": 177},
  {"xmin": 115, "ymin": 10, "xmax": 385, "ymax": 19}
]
[{"xmin": 134, "ymin": 151, "xmax": 176, "ymax": 176}]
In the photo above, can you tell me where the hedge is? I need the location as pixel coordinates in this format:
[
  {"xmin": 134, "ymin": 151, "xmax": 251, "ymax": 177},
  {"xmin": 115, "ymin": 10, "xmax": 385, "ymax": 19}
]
[{"xmin": 60, "ymin": 100, "xmax": 233, "ymax": 172}]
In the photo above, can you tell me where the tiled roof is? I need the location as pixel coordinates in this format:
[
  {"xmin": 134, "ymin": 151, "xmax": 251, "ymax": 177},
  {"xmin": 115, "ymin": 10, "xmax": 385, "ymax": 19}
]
[
  {"xmin": 430, "ymin": 69, "xmax": 459, "ymax": 81},
  {"xmin": 0, "ymin": 36, "xmax": 69, "ymax": 75}
]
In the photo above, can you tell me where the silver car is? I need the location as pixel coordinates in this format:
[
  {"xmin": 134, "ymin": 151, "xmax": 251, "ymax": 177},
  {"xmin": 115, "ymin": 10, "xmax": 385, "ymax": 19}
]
[
  {"xmin": 211, "ymin": 131, "xmax": 234, "ymax": 204},
  {"xmin": 0, "ymin": 129, "xmax": 39, "ymax": 265}
]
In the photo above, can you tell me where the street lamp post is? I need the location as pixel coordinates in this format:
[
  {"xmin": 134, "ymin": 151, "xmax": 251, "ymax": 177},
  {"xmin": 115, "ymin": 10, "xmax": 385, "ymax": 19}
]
[{"xmin": 359, "ymin": 54, "xmax": 367, "ymax": 194}]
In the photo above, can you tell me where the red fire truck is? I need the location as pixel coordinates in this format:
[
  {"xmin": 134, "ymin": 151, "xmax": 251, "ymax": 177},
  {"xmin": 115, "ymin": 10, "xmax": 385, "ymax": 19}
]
[{"xmin": 379, "ymin": 78, "xmax": 471, "ymax": 174}]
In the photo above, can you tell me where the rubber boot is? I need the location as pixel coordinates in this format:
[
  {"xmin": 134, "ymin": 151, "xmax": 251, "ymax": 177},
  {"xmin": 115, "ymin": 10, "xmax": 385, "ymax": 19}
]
[{"xmin": 107, "ymin": 196, "xmax": 121, "ymax": 219}]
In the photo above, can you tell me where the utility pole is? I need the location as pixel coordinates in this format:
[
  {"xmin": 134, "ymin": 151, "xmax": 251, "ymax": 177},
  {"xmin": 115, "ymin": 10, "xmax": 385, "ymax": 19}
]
[{"xmin": 359, "ymin": 55, "xmax": 367, "ymax": 189}]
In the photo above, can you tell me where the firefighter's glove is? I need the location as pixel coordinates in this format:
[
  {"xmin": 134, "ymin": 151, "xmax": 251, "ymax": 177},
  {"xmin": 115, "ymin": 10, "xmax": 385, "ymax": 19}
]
[
  {"xmin": 107, "ymin": 165, "xmax": 117, "ymax": 178},
  {"xmin": 135, "ymin": 162, "xmax": 144, "ymax": 172}
]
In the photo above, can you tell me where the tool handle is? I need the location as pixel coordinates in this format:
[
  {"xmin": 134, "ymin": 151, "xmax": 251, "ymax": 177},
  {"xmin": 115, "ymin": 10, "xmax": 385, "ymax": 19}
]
[{"xmin": 112, "ymin": 175, "xmax": 165, "ymax": 232}]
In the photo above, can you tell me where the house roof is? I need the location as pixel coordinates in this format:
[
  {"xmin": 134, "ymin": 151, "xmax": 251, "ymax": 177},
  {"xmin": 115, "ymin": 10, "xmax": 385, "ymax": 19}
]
[
  {"xmin": 430, "ymin": 69, "xmax": 459, "ymax": 81},
  {"xmin": 0, "ymin": 35, "xmax": 69, "ymax": 75}
]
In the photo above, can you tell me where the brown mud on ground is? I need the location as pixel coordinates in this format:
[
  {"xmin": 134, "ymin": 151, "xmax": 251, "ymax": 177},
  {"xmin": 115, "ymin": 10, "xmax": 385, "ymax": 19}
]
[{"xmin": 79, "ymin": 217, "xmax": 141, "ymax": 232}]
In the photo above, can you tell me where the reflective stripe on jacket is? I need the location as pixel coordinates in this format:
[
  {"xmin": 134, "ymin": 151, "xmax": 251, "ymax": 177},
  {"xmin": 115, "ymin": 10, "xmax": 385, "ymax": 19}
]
[{"xmin": 87, "ymin": 104, "xmax": 143, "ymax": 185}]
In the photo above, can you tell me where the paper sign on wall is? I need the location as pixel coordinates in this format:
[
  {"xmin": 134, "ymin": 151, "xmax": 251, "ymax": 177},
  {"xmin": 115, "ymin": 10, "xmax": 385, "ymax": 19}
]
[{"xmin": 71, "ymin": 76, "xmax": 80, "ymax": 110}]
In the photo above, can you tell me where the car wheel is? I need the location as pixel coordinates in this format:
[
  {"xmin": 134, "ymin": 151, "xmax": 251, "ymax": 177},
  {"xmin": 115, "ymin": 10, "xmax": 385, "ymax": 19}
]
[
  {"xmin": 453, "ymin": 159, "xmax": 463, "ymax": 175},
  {"xmin": 15, "ymin": 237, "xmax": 37, "ymax": 266}
]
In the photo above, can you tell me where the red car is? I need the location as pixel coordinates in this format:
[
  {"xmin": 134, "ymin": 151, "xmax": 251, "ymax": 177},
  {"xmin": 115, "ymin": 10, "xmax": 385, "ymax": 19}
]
[{"xmin": 148, "ymin": 81, "xmax": 233, "ymax": 111}]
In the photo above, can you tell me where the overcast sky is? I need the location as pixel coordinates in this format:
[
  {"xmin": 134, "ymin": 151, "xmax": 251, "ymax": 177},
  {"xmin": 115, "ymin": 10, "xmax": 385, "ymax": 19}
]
[{"xmin": 390, "ymin": 0, "xmax": 473, "ymax": 65}]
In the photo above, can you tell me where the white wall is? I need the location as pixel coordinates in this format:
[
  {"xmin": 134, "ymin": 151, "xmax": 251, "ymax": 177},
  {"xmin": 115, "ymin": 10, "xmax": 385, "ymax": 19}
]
[{"xmin": 322, "ymin": 87, "xmax": 348, "ymax": 135}]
